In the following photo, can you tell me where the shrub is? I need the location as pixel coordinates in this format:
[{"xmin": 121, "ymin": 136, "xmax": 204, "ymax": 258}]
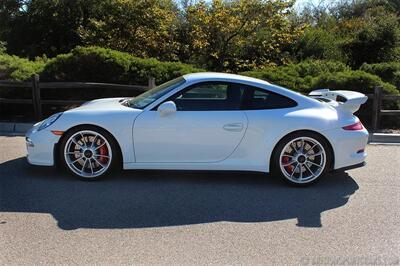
[
  {"xmin": 360, "ymin": 62, "xmax": 400, "ymax": 88},
  {"xmin": 291, "ymin": 60, "xmax": 350, "ymax": 76},
  {"xmin": 41, "ymin": 46, "xmax": 204, "ymax": 85},
  {"xmin": 311, "ymin": 70, "xmax": 398, "ymax": 95},
  {"xmin": 0, "ymin": 54, "xmax": 44, "ymax": 81},
  {"xmin": 241, "ymin": 60, "xmax": 350, "ymax": 93},
  {"xmin": 243, "ymin": 61, "xmax": 398, "ymax": 96},
  {"xmin": 295, "ymin": 27, "xmax": 346, "ymax": 62}
]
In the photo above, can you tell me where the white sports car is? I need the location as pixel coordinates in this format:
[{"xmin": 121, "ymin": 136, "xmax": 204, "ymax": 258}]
[{"xmin": 26, "ymin": 73, "xmax": 369, "ymax": 186}]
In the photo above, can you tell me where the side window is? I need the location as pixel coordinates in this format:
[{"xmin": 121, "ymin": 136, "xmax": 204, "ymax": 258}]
[
  {"xmin": 171, "ymin": 82, "xmax": 243, "ymax": 111},
  {"xmin": 178, "ymin": 84, "xmax": 227, "ymax": 99},
  {"xmin": 243, "ymin": 88, "xmax": 297, "ymax": 110}
]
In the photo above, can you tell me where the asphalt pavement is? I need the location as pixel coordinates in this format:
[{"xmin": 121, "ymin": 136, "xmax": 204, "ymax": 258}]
[{"xmin": 0, "ymin": 136, "xmax": 399, "ymax": 265}]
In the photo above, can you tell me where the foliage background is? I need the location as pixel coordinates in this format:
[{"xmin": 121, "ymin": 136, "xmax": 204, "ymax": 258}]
[{"xmin": 0, "ymin": 0, "xmax": 399, "ymax": 125}]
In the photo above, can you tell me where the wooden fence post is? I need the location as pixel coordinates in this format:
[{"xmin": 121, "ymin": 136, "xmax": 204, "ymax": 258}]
[
  {"xmin": 371, "ymin": 86, "xmax": 382, "ymax": 131},
  {"xmin": 32, "ymin": 74, "xmax": 42, "ymax": 121},
  {"xmin": 148, "ymin": 77, "xmax": 156, "ymax": 89}
]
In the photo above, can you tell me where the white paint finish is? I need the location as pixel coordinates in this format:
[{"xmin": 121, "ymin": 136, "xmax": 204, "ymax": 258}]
[
  {"xmin": 309, "ymin": 89, "xmax": 368, "ymax": 113},
  {"xmin": 322, "ymin": 126, "xmax": 369, "ymax": 169},
  {"xmin": 133, "ymin": 110, "xmax": 248, "ymax": 162},
  {"xmin": 25, "ymin": 122, "xmax": 60, "ymax": 165},
  {"xmin": 25, "ymin": 73, "xmax": 369, "ymax": 174},
  {"xmin": 26, "ymin": 98, "xmax": 142, "ymax": 164}
]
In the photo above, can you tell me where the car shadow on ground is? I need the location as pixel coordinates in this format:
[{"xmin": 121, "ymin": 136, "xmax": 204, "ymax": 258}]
[{"xmin": 0, "ymin": 157, "xmax": 359, "ymax": 230}]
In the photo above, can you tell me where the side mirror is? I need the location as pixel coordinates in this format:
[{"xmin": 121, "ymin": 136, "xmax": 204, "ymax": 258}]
[{"xmin": 157, "ymin": 101, "xmax": 176, "ymax": 116}]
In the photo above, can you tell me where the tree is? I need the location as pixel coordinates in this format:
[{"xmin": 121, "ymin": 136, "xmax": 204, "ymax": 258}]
[
  {"xmin": 174, "ymin": 0, "xmax": 304, "ymax": 72},
  {"xmin": 342, "ymin": 14, "xmax": 399, "ymax": 67},
  {"xmin": 0, "ymin": 0, "xmax": 100, "ymax": 58},
  {"xmin": 78, "ymin": 0, "xmax": 178, "ymax": 60},
  {"xmin": 294, "ymin": 0, "xmax": 400, "ymax": 67}
]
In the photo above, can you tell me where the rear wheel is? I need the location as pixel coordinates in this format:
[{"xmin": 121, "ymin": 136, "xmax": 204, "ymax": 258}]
[
  {"xmin": 272, "ymin": 132, "xmax": 331, "ymax": 186},
  {"xmin": 60, "ymin": 126, "xmax": 118, "ymax": 180}
]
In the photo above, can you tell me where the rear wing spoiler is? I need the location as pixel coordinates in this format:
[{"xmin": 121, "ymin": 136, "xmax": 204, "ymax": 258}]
[{"xmin": 309, "ymin": 89, "xmax": 368, "ymax": 113}]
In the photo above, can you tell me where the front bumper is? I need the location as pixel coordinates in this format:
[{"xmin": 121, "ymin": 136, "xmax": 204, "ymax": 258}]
[
  {"xmin": 322, "ymin": 127, "xmax": 369, "ymax": 170},
  {"xmin": 25, "ymin": 122, "xmax": 61, "ymax": 166}
]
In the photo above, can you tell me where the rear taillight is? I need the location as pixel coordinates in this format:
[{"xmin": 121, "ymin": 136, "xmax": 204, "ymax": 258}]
[{"xmin": 342, "ymin": 121, "xmax": 364, "ymax": 131}]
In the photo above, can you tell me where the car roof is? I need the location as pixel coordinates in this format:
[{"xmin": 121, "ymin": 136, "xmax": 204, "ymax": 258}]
[{"xmin": 183, "ymin": 72, "xmax": 271, "ymax": 86}]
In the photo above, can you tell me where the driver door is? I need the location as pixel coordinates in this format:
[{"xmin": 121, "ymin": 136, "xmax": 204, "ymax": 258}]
[{"xmin": 133, "ymin": 82, "xmax": 248, "ymax": 163}]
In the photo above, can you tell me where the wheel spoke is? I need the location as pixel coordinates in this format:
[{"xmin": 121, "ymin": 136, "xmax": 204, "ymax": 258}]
[
  {"xmin": 94, "ymin": 142, "xmax": 106, "ymax": 150},
  {"xmin": 68, "ymin": 156, "xmax": 83, "ymax": 165},
  {"xmin": 307, "ymin": 161, "xmax": 322, "ymax": 168},
  {"xmin": 93, "ymin": 157, "xmax": 106, "ymax": 169},
  {"xmin": 80, "ymin": 133, "xmax": 88, "ymax": 147},
  {"xmin": 300, "ymin": 138, "xmax": 305, "ymax": 152},
  {"xmin": 71, "ymin": 138, "xmax": 83, "ymax": 149},
  {"xmin": 308, "ymin": 151, "xmax": 323, "ymax": 157},
  {"xmin": 96, "ymin": 154, "xmax": 110, "ymax": 159},
  {"xmin": 66, "ymin": 152, "xmax": 82, "ymax": 155},
  {"xmin": 81, "ymin": 159, "xmax": 88, "ymax": 173},
  {"xmin": 305, "ymin": 163, "xmax": 316, "ymax": 177},
  {"xmin": 89, "ymin": 159, "xmax": 94, "ymax": 174},
  {"xmin": 283, "ymin": 154, "xmax": 294, "ymax": 158},
  {"xmin": 290, "ymin": 163, "xmax": 299, "ymax": 179},
  {"xmin": 299, "ymin": 165, "xmax": 303, "ymax": 180},
  {"xmin": 306, "ymin": 144, "xmax": 317, "ymax": 154},
  {"xmin": 91, "ymin": 134, "xmax": 99, "ymax": 148},
  {"xmin": 282, "ymin": 160, "xmax": 296, "ymax": 166}
]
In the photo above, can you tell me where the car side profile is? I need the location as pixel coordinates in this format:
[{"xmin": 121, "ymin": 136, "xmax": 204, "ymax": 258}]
[{"xmin": 26, "ymin": 72, "xmax": 369, "ymax": 186}]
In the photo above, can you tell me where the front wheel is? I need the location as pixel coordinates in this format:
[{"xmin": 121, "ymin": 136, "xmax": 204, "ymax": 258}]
[
  {"xmin": 272, "ymin": 132, "xmax": 332, "ymax": 186},
  {"xmin": 59, "ymin": 126, "xmax": 118, "ymax": 180}
]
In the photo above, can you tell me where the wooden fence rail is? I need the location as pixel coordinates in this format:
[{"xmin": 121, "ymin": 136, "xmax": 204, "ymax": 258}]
[
  {"xmin": 0, "ymin": 76, "xmax": 399, "ymax": 131},
  {"xmin": 0, "ymin": 75, "xmax": 155, "ymax": 121}
]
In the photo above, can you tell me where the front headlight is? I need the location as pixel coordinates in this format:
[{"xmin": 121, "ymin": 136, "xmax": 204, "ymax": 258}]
[{"xmin": 38, "ymin": 112, "xmax": 63, "ymax": 131}]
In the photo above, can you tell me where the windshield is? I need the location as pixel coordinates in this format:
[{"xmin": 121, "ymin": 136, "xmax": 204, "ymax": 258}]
[{"xmin": 128, "ymin": 77, "xmax": 186, "ymax": 109}]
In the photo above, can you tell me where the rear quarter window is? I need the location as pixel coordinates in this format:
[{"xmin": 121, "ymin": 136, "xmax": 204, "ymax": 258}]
[{"xmin": 243, "ymin": 88, "xmax": 297, "ymax": 110}]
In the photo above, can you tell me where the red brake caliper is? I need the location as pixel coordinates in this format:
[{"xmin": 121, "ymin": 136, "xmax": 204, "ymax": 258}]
[
  {"xmin": 282, "ymin": 156, "xmax": 294, "ymax": 173},
  {"xmin": 98, "ymin": 142, "xmax": 108, "ymax": 164}
]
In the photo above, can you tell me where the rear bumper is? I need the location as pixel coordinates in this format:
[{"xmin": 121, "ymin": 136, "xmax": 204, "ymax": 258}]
[
  {"xmin": 322, "ymin": 127, "xmax": 369, "ymax": 170},
  {"xmin": 332, "ymin": 161, "xmax": 366, "ymax": 173}
]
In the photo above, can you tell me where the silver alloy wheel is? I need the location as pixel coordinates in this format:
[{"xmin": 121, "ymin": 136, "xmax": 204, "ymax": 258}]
[
  {"xmin": 279, "ymin": 137, "xmax": 326, "ymax": 184},
  {"xmin": 64, "ymin": 130, "xmax": 112, "ymax": 178}
]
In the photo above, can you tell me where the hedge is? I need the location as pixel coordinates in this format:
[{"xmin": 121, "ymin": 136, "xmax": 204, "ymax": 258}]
[
  {"xmin": 40, "ymin": 46, "xmax": 205, "ymax": 85},
  {"xmin": 311, "ymin": 70, "xmax": 399, "ymax": 95},
  {"xmin": 241, "ymin": 60, "xmax": 350, "ymax": 93},
  {"xmin": 242, "ymin": 60, "xmax": 398, "ymax": 96},
  {"xmin": 0, "ymin": 54, "xmax": 44, "ymax": 81},
  {"xmin": 360, "ymin": 62, "xmax": 400, "ymax": 89}
]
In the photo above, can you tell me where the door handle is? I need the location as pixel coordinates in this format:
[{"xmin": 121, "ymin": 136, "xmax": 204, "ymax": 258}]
[{"xmin": 223, "ymin": 123, "xmax": 244, "ymax": 132}]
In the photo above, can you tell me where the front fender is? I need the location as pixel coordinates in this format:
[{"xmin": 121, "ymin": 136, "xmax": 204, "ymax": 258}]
[{"xmin": 48, "ymin": 109, "xmax": 141, "ymax": 163}]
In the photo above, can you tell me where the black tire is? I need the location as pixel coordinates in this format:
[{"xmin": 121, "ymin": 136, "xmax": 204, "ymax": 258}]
[
  {"xmin": 271, "ymin": 131, "xmax": 332, "ymax": 187},
  {"xmin": 59, "ymin": 125, "xmax": 120, "ymax": 180}
]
